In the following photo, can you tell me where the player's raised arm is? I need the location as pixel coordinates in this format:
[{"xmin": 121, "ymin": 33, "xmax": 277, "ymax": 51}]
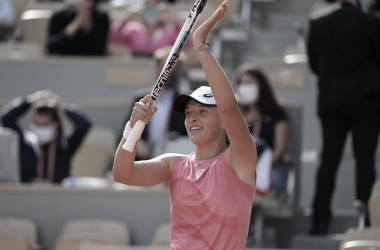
[
  {"xmin": 113, "ymin": 95, "xmax": 177, "ymax": 186},
  {"xmin": 193, "ymin": 0, "xmax": 257, "ymax": 185}
]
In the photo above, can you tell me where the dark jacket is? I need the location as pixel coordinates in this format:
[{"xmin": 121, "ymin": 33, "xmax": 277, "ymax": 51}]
[
  {"xmin": 307, "ymin": 2, "xmax": 380, "ymax": 116},
  {"xmin": 47, "ymin": 7, "xmax": 109, "ymax": 55},
  {"xmin": 1, "ymin": 98, "xmax": 91, "ymax": 183}
]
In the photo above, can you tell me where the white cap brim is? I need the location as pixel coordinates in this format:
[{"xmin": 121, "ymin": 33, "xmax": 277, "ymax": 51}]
[{"xmin": 173, "ymin": 86, "xmax": 217, "ymax": 113}]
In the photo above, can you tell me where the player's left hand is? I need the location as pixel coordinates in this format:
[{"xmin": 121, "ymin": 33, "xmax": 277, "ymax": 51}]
[{"xmin": 193, "ymin": 0, "xmax": 228, "ymax": 48}]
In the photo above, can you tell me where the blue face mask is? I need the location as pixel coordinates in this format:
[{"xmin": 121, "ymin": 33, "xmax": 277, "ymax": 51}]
[{"xmin": 142, "ymin": 6, "xmax": 160, "ymax": 24}]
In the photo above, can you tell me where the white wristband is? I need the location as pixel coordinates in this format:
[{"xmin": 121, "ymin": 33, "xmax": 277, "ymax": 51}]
[{"xmin": 123, "ymin": 121, "xmax": 134, "ymax": 140}]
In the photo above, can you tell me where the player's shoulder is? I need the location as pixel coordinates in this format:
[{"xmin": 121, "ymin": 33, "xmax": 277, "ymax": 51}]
[
  {"xmin": 160, "ymin": 153, "xmax": 187, "ymax": 170},
  {"xmin": 164, "ymin": 153, "xmax": 187, "ymax": 163}
]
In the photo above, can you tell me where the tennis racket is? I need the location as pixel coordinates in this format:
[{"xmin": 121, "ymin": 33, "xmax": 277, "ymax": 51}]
[{"xmin": 122, "ymin": 0, "xmax": 208, "ymax": 152}]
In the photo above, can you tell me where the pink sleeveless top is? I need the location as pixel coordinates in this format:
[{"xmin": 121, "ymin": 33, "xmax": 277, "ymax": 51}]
[{"xmin": 170, "ymin": 151, "xmax": 256, "ymax": 250}]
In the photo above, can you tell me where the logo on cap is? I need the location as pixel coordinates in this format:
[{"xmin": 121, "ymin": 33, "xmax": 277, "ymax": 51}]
[{"xmin": 203, "ymin": 94, "xmax": 213, "ymax": 98}]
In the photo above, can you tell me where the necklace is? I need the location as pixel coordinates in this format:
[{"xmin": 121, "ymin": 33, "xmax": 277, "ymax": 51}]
[{"xmin": 195, "ymin": 148, "xmax": 227, "ymax": 161}]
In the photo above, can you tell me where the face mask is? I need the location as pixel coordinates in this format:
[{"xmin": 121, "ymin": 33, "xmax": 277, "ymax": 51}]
[
  {"xmin": 142, "ymin": 6, "xmax": 160, "ymax": 24},
  {"xmin": 30, "ymin": 123, "xmax": 57, "ymax": 145},
  {"xmin": 237, "ymin": 83, "xmax": 259, "ymax": 105}
]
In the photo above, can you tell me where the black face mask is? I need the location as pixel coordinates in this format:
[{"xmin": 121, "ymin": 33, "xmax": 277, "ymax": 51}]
[{"xmin": 163, "ymin": 73, "xmax": 178, "ymax": 90}]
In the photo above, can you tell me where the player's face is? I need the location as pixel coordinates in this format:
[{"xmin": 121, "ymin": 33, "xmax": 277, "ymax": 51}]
[{"xmin": 184, "ymin": 99, "xmax": 225, "ymax": 146}]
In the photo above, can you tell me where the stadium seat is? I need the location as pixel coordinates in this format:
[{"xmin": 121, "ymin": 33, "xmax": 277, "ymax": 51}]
[
  {"xmin": 71, "ymin": 126, "xmax": 116, "ymax": 177},
  {"xmin": 55, "ymin": 238, "xmax": 117, "ymax": 250},
  {"xmin": 20, "ymin": 9, "xmax": 52, "ymax": 45},
  {"xmin": 25, "ymin": 0, "xmax": 65, "ymax": 11},
  {"xmin": 81, "ymin": 126, "xmax": 117, "ymax": 156},
  {"xmin": 59, "ymin": 219, "xmax": 130, "ymax": 246},
  {"xmin": 0, "ymin": 235, "xmax": 28, "ymax": 250},
  {"xmin": 0, "ymin": 127, "xmax": 19, "ymax": 183},
  {"xmin": 340, "ymin": 228, "xmax": 380, "ymax": 250},
  {"xmin": 71, "ymin": 145, "xmax": 110, "ymax": 177},
  {"xmin": 369, "ymin": 180, "xmax": 380, "ymax": 227},
  {"xmin": 150, "ymin": 223, "xmax": 171, "ymax": 247},
  {"xmin": 0, "ymin": 217, "xmax": 41, "ymax": 250},
  {"xmin": 11, "ymin": 0, "xmax": 29, "ymax": 27},
  {"xmin": 0, "ymin": 42, "xmax": 43, "ymax": 61}
]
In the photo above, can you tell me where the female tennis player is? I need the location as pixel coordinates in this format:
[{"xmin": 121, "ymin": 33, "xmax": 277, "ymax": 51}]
[{"xmin": 113, "ymin": 1, "xmax": 257, "ymax": 248}]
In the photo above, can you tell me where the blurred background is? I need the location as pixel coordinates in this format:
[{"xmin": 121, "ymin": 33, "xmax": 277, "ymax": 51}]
[{"xmin": 0, "ymin": 0, "xmax": 380, "ymax": 249}]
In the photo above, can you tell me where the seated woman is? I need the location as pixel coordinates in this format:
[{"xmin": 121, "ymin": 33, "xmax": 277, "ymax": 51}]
[
  {"xmin": 47, "ymin": 0, "xmax": 109, "ymax": 55},
  {"xmin": 108, "ymin": 0, "xmax": 192, "ymax": 57},
  {"xmin": 235, "ymin": 64, "xmax": 289, "ymax": 194},
  {"xmin": 1, "ymin": 90, "xmax": 91, "ymax": 183}
]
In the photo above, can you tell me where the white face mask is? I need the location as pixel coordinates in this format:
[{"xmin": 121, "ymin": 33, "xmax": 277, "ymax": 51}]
[
  {"xmin": 237, "ymin": 83, "xmax": 259, "ymax": 105},
  {"xmin": 30, "ymin": 123, "xmax": 57, "ymax": 145}
]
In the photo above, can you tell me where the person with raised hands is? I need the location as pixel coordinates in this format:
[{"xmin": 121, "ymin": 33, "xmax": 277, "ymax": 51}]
[
  {"xmin": 1, "ymin": 90, "xmax": 91, "ymax": 183},
  {"xmin": 113, "ymin": 1, "xmax": 257, "ymax": 248}
]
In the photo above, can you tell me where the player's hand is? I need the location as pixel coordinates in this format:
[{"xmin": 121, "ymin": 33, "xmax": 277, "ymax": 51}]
[
  {"xmin": 193, "ymin": 0, "xmax": 228, "ymax": 48},
  {"xmin": 130, "ymin": 95, "xmax": 158, "ymax": 128}
]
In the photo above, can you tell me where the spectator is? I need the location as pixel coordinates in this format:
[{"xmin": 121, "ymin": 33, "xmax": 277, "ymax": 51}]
[
  {"xmin": 1, "ymin": 90, "xmax": 91, "ymax": 183},
  {"xmin": 48, "ymin": 0, "xmax": 109, "ymax": 55},
  {"xmin": 235, "ymin": 65, "xmax": 289, "ymax": 194},
  {"xmin": 307, "ymin": 0, "xmax": 380, "ymax": 234},
  {"xmin": 121, "ymin": 46, "xmax": 188, "ymax": 160},
  {"xmin": 108, "ymin": 0, "xmax": 192, "ymax": 57}
]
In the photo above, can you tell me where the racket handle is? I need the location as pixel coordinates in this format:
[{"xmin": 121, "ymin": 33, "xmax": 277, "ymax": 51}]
[{"xmin": 122, "ymin": 120, "xmax": 145, "ymax": 152}]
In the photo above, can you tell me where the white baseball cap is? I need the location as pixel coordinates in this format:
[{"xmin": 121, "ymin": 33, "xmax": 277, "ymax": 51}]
[{"xmin": 173, "ymin": 86, "xmax": 216, "ymax": 113}]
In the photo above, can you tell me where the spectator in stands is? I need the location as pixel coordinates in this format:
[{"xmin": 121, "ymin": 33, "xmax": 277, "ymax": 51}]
[
  {"xmin": 307, "ymin": 0, "xmax": 380, "ymax": 234},
  {"xmin": 0, "ymin": 0, "xmax": 15, "ymax": 41},
  {"xmin": 48, "ymin": 0, "xmax": 109, "ymax": 55},
  {"xmin": 235, "ymin": 65, "xmax": 289, "ymax": 194},
  {"xmin": 121, "ymin": 46, "xmax": 188, "ymax": 160},
  {"xmin": 1, "ymin": 90, "xmax": 91, "ymax": 183},
  {"xmin": 108, "ymin": 0, "xmax": 192, "ymax": 57}
]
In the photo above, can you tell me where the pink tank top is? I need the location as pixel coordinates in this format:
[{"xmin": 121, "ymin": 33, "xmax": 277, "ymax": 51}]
[{"xmin": 170, "ymin": 151, "xmax": 256, "ymax": 250}]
